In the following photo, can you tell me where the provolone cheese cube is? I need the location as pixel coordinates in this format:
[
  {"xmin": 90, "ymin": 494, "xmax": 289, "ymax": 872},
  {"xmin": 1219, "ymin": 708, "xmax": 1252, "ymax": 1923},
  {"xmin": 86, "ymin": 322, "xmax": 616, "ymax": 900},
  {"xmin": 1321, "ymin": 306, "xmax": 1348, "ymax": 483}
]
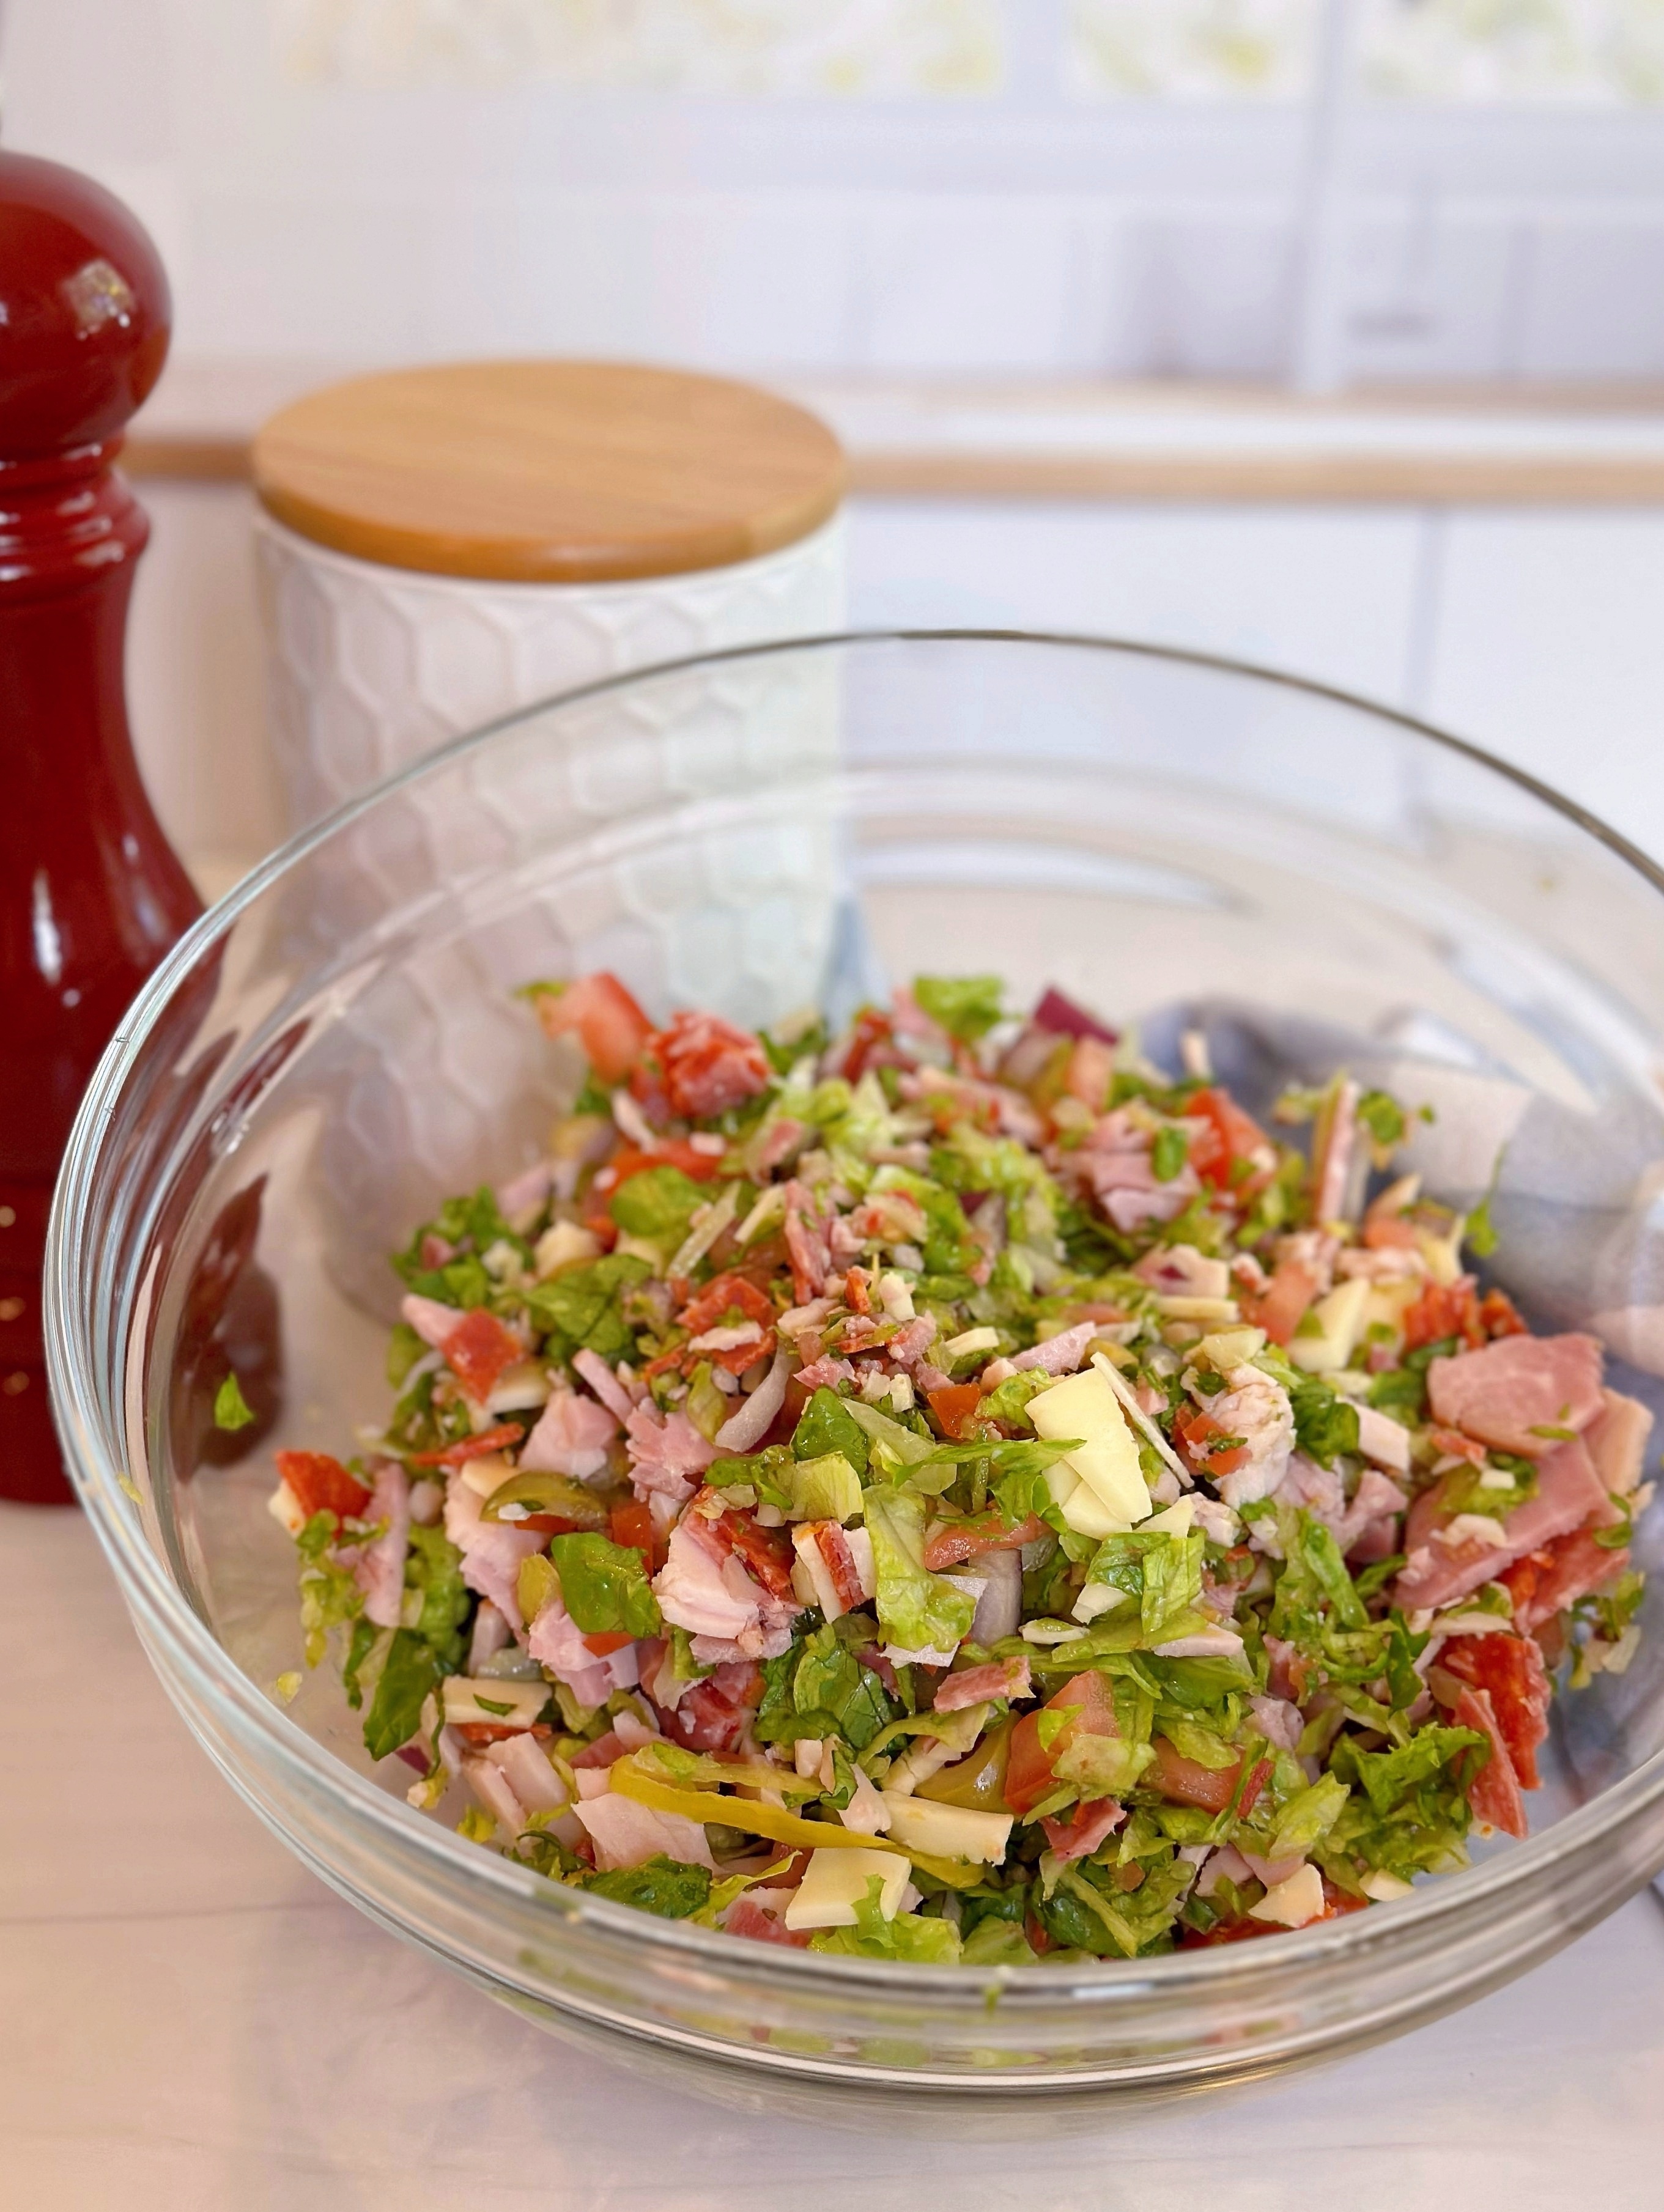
[
  {"xmin": 1029, "ymin": 1368, "xmax": 1149, "ymax": 1527},
  {"xmin": 783, "ymin": 1846, "xmax": 911, "ymax": 1930},
  {"xmin": 1289, "ymin": 1277, "xmax": 1370, "ymax": 1376},
  {"xmin": 879, "ymin": 1794, "xmax": 1013, "ymax": 1865}
]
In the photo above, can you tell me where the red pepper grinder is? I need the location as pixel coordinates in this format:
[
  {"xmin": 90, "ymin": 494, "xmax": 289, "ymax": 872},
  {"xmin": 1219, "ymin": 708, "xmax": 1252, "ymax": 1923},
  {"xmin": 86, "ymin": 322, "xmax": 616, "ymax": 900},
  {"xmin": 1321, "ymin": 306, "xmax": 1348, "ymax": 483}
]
[{"xmin": 1, "ymin": 152, "xmax": 203, "ymax": 1503}]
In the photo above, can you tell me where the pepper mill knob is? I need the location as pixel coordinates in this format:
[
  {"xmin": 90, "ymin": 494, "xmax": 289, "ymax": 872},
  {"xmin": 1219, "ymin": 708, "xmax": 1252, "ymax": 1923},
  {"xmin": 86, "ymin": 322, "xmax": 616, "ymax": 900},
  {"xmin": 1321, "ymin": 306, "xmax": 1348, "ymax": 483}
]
[{"xmin": 0, "ymin": 152, "xmax": 202, "ymax": 1502}]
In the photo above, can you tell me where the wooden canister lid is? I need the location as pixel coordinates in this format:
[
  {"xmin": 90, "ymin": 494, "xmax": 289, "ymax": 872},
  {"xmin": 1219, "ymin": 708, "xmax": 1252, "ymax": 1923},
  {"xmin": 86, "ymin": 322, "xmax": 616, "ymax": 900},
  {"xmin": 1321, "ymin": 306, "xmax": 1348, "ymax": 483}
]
[{"xmin": 251, "ymin": 359, "xmax": 846, "ymax": 585}]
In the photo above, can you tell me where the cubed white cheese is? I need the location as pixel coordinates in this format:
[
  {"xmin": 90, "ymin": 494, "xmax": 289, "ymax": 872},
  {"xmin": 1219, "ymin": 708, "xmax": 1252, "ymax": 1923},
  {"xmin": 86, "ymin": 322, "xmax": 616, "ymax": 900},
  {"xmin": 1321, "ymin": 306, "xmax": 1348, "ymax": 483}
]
[
  {"xmin": 1289, "ymin": 1276, "xmax": 1371, "ymax": 1376},
  {"xmin": 440, "ymin": 1677, "xmax": 549, "ymax": 1731},
  {"xmin": 879, "ymin": 1793, "xmax": 1013, "ymax": 1865},
  {"xmin": 1153, "ymin": 1295, "xmax": 1240, "ymax": 1324},
  {"xmin": 1030, "ymin": 1367, "xmax": 1150, "ymax": 1528},
  {"xmin": 1359, "ymin": 1869, "xmax": 1415, "ymax": 1903},
  {"xmin": 783, "ymin": 1846, "xmax": 912, "ymax": 1930},
  {"xmin": 534, "ymin": 1220, "xmax": 601, "ymax": 1277},
  {"xmin": 459, "ymin": 1451, "xmax": 514, "ymax": 1500},
  {"xmin": 1248, "ymin": 1861, "xmax": 1325, "ymax": 1927},
  {"xmin": 267, "ymin": 1479, "xmax": 306, "ymax": 1536},
  {"xmin": 942, "ymin": 1325, "xmax": 1000, "ymax": 1360}
]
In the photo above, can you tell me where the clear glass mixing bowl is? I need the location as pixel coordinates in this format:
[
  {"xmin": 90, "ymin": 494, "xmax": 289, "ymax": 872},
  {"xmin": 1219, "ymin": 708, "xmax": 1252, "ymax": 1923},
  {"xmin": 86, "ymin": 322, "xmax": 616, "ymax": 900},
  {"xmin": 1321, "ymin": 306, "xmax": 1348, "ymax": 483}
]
[{"xmin": 46, "ymin": 633, "xmax": 1664, "ymax": 2126}]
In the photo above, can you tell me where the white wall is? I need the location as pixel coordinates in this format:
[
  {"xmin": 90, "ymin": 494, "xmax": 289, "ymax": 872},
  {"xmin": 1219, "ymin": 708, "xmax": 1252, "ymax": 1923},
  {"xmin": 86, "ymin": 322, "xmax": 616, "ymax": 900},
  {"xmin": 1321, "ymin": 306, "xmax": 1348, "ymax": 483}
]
[
  {"xmin": 9, "ymin": 0, "xmax": 1664, "ymax": 382},
  {"xmin": 120, "ymin": 484, "xmax": 1664, "ymax": 885}
]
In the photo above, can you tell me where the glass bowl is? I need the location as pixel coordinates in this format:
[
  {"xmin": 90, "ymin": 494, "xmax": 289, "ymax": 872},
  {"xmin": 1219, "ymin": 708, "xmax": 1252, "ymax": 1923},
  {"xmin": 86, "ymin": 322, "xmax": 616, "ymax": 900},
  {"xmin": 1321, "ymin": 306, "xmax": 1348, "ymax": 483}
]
[{"xmin": 46, "ymin": 632, "xmax": 1664, "ymax": 2126}]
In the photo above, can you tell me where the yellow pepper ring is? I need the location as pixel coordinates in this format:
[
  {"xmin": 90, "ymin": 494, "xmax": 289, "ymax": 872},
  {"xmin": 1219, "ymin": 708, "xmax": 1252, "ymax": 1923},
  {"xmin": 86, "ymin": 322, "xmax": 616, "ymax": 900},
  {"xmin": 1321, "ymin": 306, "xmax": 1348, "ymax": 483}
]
[{"xmin": 610, "ymin": 1757, "xmax": 982, "ymax": 1887}]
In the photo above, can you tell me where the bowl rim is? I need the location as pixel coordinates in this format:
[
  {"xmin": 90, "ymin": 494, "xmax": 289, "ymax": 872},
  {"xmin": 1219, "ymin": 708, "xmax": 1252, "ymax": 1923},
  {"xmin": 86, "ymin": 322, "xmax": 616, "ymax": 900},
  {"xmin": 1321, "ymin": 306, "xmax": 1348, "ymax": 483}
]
[{"xmin": 45, "ymin": 624, "xmax": 1664, "ymax": 2004}]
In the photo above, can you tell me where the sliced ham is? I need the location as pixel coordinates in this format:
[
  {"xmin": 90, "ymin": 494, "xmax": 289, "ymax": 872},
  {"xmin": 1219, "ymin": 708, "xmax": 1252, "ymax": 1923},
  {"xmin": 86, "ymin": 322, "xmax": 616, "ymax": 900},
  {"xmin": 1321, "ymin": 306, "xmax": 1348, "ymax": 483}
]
[
  {"xmin": 1451, "ymin": 1683, "xmax": 1528, "ymax": 1838},
  {"xmin": 1040, "ymin": 1797, "xmax": 1125, "ymax": 1862},
  {"xmin": 1336, "ymin": 1467, "xmax": 1408, "ymax": 1557},
  {"xmin": 934, "ymin": 1655, "xmax": 1032, "ymax": 1711},
  {"xmin": 572, "ymin": 1346, "xmax": 640, "ymax": 1423},
  {"xmin": 1133, "ymin": 1244, "xmax": 1230, "ymax": 1302},
  {"xmin": 520, "ymin": 1386, "xmax": 618, "ymax": 1478},
  {"xmin": 443, "ymin": 1470, "xmax": 546, "ymax": 1632},
  {"xmin": 653, "ymin": 1513, "xmax": 794, "ymax": 1660},
  {"xmin": 401, "ymin": 1292, "xmax": 464, "ymax": 1351},
  {"xmin": 467, "ymin": 1599, "xmax": 512, "ymax": 1673},
  {"xmin": 573, "ymin": 1790, "xmax": 716, "ymax": 1872},
  {"xmin": 1011, "ymin": 1321, "xmax": 1098, "ymax": 1376},
  {"xmin": 355, "ymin": 1460, "xmax": 411, "ymax": 1629},
  {"xmin": 484, "ymin": 1730, "xmax": 571, "ymax": 1815},
  {"xmin": 1425, "ymin": 1332, "xmax": 1605, "ymax": 1458},
  {"xmin": 527, "ymin": 1583, "xmax": 638, "ymax": 1706},
  {"xmin": 888, "ymin": 1314, "xmax": 940, "ymax": 1369},
  {"xmin": 624, "ymin": 1404, "xmax": 719, "ymax": 1501},
  {"xmin": 1394, "ymin": 1434, "xmax": 1612, "ymax": 1614},
  {"xmin": 796, "ymin": 1354, "xmax": 856, "ymax": 1393}
]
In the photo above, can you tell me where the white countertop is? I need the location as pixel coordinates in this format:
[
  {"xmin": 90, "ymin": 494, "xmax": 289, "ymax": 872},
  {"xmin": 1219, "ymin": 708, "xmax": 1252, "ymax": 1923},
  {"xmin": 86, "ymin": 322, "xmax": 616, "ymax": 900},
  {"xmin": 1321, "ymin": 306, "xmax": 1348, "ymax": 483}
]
[{"xmin": 6, "ymin": 1497, "xmax": 1663, "ymax": 2211}]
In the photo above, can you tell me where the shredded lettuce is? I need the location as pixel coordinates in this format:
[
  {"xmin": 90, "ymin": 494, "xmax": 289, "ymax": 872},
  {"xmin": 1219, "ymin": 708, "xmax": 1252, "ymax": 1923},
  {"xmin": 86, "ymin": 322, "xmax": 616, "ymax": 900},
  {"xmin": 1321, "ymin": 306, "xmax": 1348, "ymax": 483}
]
[
  {"xmin": 362, "ymin": 1628, "xmax": 440, "ymax": 1760},
  {"xmin": 548, "ymin": 1532, "xmax": 662, "ymax": 1638},
  {"xmin": 863, "ymin": 1488, "xmax": 978, "ymax": 1656},
  {"xmin": 912, "ymin": 974, "xmax": 1004, "ymax": 1044},
  {"xmin": 608, "ymin": 1165, "xmax": 708, "ymax": 1244}
]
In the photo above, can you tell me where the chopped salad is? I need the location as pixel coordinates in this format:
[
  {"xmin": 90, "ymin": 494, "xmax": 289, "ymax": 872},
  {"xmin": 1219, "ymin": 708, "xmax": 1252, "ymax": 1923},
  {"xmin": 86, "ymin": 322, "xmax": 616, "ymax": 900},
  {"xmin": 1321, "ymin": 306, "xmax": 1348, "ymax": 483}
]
[{"xmin": 267, "ymin": 973, "xmax": 1651, "ymax": 1964}]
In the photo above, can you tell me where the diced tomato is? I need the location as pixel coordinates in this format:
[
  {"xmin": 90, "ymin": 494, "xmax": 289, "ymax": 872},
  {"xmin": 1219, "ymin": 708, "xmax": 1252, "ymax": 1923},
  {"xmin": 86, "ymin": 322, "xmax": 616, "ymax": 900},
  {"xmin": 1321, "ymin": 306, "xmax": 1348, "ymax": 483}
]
[
  {"xmin": 923, "ymin": 1510, "xmax": 1046, "ymax": 1572},
  {"xmin": 1402, "ymin": 1279, "xmax": 1485, "ymax": 1352},
  {"xmin": 1004, "ymin": 1671, "xmax": 1118, "ymax": 1818},
  {"xmin": 927, "ymin": 1383, "xmax": 984, "ymax": 1441},
  {"xmin": 845, "ymin": 1266, "xmax": 872, "ymax": 1316},
  {"xmin": 582, "ymin": 1630, "xmax": 635, "ymax": 1657},
  {"xmin": 1182, "ymin": 1088, "xmax": 1272, "ymax": 1195},
  {"xmin": 1149, "ymin": 1736, "xmax": 1271, "ymax": 1816},
  {"xmin": 1243, "ymin": 1259, "xmax": 1317, "ymax": 1347},
  {"xmin": 834, "ymin": 1006, "xmax": 897, "ymax": 1083},
  {"xmin": 648, "ymin": 1010, "xmax": 772, "ymax": 1119},
  {"xmin": 451, "ymin": 1720, "xmax": 553, "ymax": 1746},
  {"xmin": 1438, "ymin": 1632, "xmax": 1550, "ymax": 1790},
  {"xmin": 1479, "ymin": 1287, "xmax": 1529, "ymax": 1339},
  {"xmin": 533, "ymin": 971, "xmax": 654, "ymax": 1084},
  {"xmin": 1173, "ymin": 1403, "xmax": 1250, "ymax": 1479},
  {"xmin": 610, "ymin": 1497, "xmax": 657, "ymax": 1562},
  {"xmin": 440, "ymin": 1307, "xmax": 523, "ymax": 1403},
  {"xmin": 594, "ymin": 1140, "xmax": 727, "ymax": 1198},
  {"xmin": 405, "ymin": 1421, "xmax": 526, "ymax": 1468},
  {"xmin": 275, "ymin": 1449, "xmax": 371, "ymax": 1522}
]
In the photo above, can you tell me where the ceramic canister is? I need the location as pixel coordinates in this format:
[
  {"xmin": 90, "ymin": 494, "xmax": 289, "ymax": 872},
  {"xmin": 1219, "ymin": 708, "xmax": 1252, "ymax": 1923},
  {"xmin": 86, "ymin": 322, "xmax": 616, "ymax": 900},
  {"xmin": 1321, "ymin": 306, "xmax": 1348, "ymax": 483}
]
[
  {"xmin": 251, "ymin": 358, "xmax": 848, "ymax": 825},
  {"xmin": 248, "ymin": 362, "xmax": 850, "ymax": 1308}
]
